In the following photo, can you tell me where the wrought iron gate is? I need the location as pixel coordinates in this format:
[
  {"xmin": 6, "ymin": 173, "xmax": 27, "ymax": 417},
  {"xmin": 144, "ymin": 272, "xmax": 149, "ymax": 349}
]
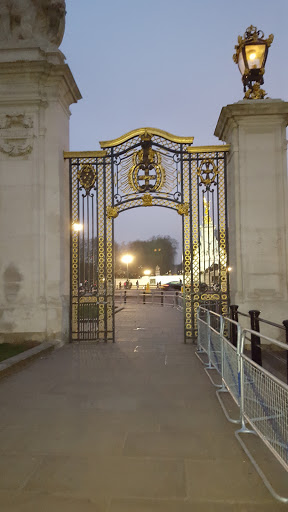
[{"xmin": 65, "ymin": 128, "xmax": 230, "ymax": 342}]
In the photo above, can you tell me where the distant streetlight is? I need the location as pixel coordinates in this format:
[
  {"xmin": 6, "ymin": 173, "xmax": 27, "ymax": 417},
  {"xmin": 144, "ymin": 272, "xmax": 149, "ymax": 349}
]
[
  {"xmin": 121, "ymin": 254, "xmax": 133, "ymax": 280},
  {"xmin": 143, "ymin": 269, "xmax": 151, "ymax": 276},
  {"xmin": 233, "ymin": 25, "xmax": 273, "ymax": 99}
]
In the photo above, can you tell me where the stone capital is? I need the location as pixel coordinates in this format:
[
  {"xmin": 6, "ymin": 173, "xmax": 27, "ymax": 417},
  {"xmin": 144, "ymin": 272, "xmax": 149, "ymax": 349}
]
[{"xmin": 214, "ymin": 99, "xmax": 288, "ymax": 143}]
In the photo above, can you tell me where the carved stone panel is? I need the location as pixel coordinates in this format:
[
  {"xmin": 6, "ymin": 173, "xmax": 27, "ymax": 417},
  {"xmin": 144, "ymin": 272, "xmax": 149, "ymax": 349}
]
[{"xmin": 0, "ymin": 114, "xmax": 34, "ymax": 156}]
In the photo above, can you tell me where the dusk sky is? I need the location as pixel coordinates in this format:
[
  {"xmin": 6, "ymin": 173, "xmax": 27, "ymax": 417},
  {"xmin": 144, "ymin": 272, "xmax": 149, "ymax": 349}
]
[{"xmin": 61, "ymin": 0, "xmax": 288, "ymax": 263}]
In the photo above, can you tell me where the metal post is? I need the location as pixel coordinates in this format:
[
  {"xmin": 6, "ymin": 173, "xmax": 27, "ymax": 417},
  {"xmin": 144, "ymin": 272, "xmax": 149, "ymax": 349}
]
[
  {"xmin": 230, "ymin": 304, "xmax": 239, "ymax": 347},
  {"xmin": 238, "ymin": 329, "xmax": 247, "ymax": 431},
  {"xmin": 219, "ymin": 314, "xmax": 225, "ymax": 390},
  {"xmin": 248, "ymin": 310, "xmax": 262, "ymax": 366},
  {"xmin": 206, "ymin": 310, "xmax": 213, "ymax": 369},
  {"xmin": 124, "ymin": 290, "xmax": 127, "ymax": 304},
  {"xmin": 143, "ymin": 291, "xmax": 146, "ymax": 304},
  {"xmin": 161, "ymin": 291, "xmax": 163, "ymax": 307},
  {"xmin": 282, "ymin": 319, "xmax": 288, "ymax": 384},
  {"xmin": 175, "ymin": 292, "xmax": 179, "ymax": 307}
]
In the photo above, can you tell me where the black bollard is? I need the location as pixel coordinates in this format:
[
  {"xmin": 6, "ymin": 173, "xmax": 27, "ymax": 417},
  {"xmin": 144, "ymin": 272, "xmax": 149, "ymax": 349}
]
[
  {"xmin": 282, "ymin": 320, "xmax": 288, "ymax": 384},
  {"xmin": 161, "ymin": 291, "xmax": 163, "ymax": 307},
  {"xmin": 229, "ymin": 304, "xmax": 239, "ymax": 347},
  {"xmin": 248, "ymin": 310, "xmax": 262, "ymax": 366}
]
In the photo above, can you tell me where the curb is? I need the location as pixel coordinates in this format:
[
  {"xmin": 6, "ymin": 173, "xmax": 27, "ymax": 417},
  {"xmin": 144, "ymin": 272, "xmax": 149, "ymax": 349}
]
[
  {"xmin": 115, "ymin": 306, "xmax": 125, "ymax": 314},
  {"xmin": 0, "ymin": 342, "xmax": 54, "ymax": 378}
]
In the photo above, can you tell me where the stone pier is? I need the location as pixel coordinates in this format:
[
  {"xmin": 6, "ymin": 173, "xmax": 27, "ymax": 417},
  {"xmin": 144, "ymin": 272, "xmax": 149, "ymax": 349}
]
[{"xmin": 0, "ymin": 2, "xmax": 81, "ymax": 343}]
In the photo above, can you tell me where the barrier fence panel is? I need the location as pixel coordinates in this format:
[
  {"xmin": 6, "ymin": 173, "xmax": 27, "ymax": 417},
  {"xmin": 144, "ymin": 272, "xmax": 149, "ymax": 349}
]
[
  {"xmin": 236, "ymin": 328, "xmax": 288, "ymax": 503},
  {"xmin": 197, "ymin": 307, "xmax": 210, "ymax": 354},
  {"xmin": 196, "ymin": 307, "xmax": 288, "ymax": 503},
  {"xmin": 207, "ymin": 311, "xmax": 222, "ymax": 373},
  {"xmin": 216, "ymin": 317, "xmax": 242, "ymax": 423}
]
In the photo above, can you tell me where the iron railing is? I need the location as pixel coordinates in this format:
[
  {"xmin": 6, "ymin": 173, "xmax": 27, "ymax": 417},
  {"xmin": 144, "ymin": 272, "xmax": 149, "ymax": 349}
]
[{"xmin": 230, "ymin": 305, "xmax": 288, "ymax": 384}]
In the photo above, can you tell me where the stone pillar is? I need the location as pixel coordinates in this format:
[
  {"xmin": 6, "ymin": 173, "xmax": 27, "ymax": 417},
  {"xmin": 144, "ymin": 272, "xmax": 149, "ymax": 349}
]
[
  {"xmin": 214, "ymin": 100, "xmax": 288, "ymax": 325},
  {"xmin": 0, "ymin": 46, "xmax": 81, "ymax": 343}
]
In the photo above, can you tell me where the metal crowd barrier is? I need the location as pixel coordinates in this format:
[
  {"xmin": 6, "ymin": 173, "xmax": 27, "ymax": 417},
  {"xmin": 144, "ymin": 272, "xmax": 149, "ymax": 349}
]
[
  {"xmin": 197, "ymin": 307, "xmax": 241, "ymax": 422},
  {"xmin": 197, "ymin": 306, "xmax": 288, "ymax": 503},
  {"xmin": 115, "ymin": 290, "xmax": 183, "ymax": 309}
]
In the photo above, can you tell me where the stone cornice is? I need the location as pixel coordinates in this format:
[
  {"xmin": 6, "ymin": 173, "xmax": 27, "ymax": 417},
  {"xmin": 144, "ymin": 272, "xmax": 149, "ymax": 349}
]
[
  {"xmin": 0, "ymin": 59, "xmax": 82, "ymax": 112},
  {"xmin": 215, "ymin": 100, "xmax": 288, "ymax": 142}
]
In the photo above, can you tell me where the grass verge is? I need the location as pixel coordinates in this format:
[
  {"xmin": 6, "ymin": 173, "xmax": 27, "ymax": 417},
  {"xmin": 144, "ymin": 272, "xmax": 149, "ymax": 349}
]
[{"xmin": 0, "ymin": 342, "xmax": 39, "ymax": 362}]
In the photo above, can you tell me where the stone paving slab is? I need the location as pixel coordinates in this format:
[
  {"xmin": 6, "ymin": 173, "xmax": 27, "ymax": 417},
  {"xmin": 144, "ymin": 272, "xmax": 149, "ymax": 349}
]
[
  {"xmin": 109, "ymin": 498, "xmax": 288, "ymax": 512},
  {"xmin": 0, "ymin": 492, "xmax": 107, "ymax": 512},
  {"xmin": 25, "ymin": 455, "xmax": 186, "ymax": 500},
  {"xmin": 0, "ymin": 453, "xmax": 41, "ymax": 491},
  {"xmin": 0, "ymin": 304, "xmax": 286, "ymax": 511}
]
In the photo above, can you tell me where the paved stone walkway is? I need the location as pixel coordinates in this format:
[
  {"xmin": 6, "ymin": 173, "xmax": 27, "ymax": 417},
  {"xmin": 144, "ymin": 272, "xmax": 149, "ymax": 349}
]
[{"xmin": 0, "ymin": 305, "xmax": 287, "ymax": 511}]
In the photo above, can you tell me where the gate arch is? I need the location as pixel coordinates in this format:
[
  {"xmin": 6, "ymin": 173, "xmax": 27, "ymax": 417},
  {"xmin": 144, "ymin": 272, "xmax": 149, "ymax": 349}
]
[{"xmin": 65, "ymin": 128, "xmax": 230, "ymax": 342}]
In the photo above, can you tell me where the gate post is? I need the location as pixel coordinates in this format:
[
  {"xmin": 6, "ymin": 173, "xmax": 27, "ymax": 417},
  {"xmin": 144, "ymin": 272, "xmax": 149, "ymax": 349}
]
[
  {"xmin": 215, "ymin": 100, "xmax": 288, "ymax": 326},
  {"xmin": 0, "ymin": 18, "xmax": 81, "ymax": 344}
]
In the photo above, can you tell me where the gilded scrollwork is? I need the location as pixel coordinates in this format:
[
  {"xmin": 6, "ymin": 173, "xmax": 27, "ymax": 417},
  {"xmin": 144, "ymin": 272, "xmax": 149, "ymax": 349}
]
[
  {"xmin": 79, "ymin": 297, "xmax": 100, "ymax": 304},
  {"xmin": 107, "ymin": 206, "xmax": 119, "ymax": 219},
  {"xmin": 200, "ymin": 293, "xmax": 220, "ymax": 301},
  {"xmin": 244, "ymin": 83, "xmax": 267, "ymax": 100},
  {"xmin": 142, "ymin": 193, "xmax": 153, "ymax": 206},
  {"xmin": 177, "ymin": 203, "xmax": 189, "ymax": 216}
]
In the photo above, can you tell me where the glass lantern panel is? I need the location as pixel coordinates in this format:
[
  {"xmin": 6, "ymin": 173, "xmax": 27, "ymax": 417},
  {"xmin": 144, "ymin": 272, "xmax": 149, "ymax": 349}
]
[
  {"xmin": 245, "ymin": 44, "xmax": 266, "ymax": 70},
  {"xmin": 238, "ymin": 52, "xmax": 245, "ymax": 74}
]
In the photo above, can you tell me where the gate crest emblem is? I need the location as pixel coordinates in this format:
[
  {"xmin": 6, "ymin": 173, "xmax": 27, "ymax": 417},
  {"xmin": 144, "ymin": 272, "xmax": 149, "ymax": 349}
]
[
  {"xmin": 77, "ymin": 164, "xmax": 97, "ymax": 194},
  {"xmin": 197, "ymin": 158, "xmax": 219, "ymax": 190},
  {"xmin": 128, "ymin": 131, "xmax": 165, "ymax": 193}
]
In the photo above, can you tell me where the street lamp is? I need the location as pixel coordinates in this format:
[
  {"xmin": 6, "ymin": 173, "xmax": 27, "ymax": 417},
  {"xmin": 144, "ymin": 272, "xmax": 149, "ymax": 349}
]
[
  {"xmin": 233, "ymin": 25, "xmax": 273, "ymax": 99},
  {"xmin": 121, "ymin": 254, "xmax": 133, "ymax": 280},
  {"xmin": 143, "ymin": 269, "xmax": 151, "ymax": 276}
]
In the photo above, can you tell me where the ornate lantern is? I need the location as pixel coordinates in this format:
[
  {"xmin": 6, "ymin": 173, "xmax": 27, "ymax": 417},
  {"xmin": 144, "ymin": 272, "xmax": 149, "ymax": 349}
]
[{"xmin": 233, "ymin": 25, "xmax": 273, "ymax": 99}]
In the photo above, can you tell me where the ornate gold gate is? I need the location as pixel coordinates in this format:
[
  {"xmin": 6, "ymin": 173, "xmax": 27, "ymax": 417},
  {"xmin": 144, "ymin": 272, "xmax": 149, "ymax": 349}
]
[{"xmin": 65, "ymin": 128, "xmax": 230, "ymax": 342}]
